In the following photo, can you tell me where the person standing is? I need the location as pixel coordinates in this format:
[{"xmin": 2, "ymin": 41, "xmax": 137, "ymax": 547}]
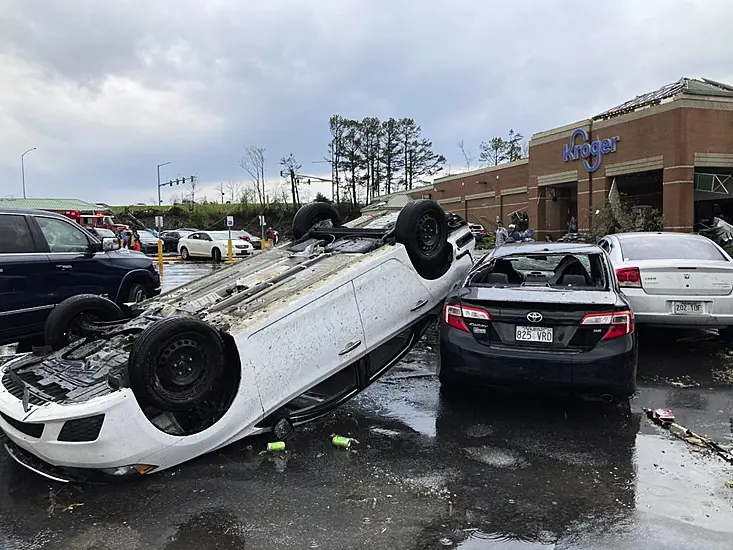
[
  {"xmin": 507, "ymin": 224, "xmax": 521, "ymax": 242},
  {"xmin": 495, "ymin": 221, "xmax": 508, "ymax": 247}
]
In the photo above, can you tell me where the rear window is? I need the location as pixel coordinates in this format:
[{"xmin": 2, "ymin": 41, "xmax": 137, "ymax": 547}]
[
  {"xmin": 467, "ymin": 252, "xmax": 608, "ymax": 289},
  {"xmin": 619, "ymin": 237, "xmax": 726, "ymax": 261}
]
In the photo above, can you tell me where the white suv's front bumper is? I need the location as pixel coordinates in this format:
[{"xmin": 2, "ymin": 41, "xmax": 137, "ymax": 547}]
[{"xmin": 0, "ymin": 382, "xmax": 178, "ymax": 478}]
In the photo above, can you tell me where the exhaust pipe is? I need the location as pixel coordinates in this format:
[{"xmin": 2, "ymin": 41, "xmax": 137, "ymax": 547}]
[{"xmin": 600, "ymin": 393, "xmax": 614, "ymax": 403}]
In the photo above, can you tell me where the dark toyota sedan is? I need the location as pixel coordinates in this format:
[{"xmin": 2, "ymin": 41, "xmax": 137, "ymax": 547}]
[{"xmin": 438, "ymin": 242, "xmax": 638, "ymax": 400}]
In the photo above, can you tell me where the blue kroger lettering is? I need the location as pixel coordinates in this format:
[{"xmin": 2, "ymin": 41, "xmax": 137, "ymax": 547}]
[{"xmin": 562, "ymin": 128, "xmax": 619, "ymax": 173}]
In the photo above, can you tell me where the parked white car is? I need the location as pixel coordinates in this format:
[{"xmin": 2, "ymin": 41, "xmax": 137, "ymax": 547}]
[
  {"xmin": 0, "ymin": 200, "xmax": 476, "ymax": 482},
  {"xmin": 177, "ymin": 230, "xmax": 254, "ymax": 261},
  {"xmin": 599, "ymin": 232, "xmax": 733, "ymax": 337}
]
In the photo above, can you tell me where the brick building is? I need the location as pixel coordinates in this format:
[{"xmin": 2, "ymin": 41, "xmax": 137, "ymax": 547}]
[{"xmin": 390, "ymin": 77, "xmax": 733, "ymax": 239}]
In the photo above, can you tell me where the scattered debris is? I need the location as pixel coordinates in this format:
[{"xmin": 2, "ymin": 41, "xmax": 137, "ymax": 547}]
[
  {"xmin": 669, "ymin": 380, "xmax": 699, "ymax": 389},
  {"xmin": 725, "ymin": 480, "xmax": 733, "ymax": 489},
  {"xmin": 370, "ymin": 427, "xmax": 402, "ymax": 438},
  {"xmin": 644, "ymin": 407, "xmax": 733, "ymax": 464},
  {"xmin": 266, "ymin": 441, "xmax": 286, "ymax": 452},
  {"xmin": 645, "ymin": 408, "xmax": 676, "ymax": 425},
  {"xmin": 332, "ymin": 435, "xmax": 359, "ymax": 449}
]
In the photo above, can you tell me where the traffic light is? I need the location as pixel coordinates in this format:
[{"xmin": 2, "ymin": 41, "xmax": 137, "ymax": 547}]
[
  {"xmin": 176, "ymin": 178, "xmax": 180, "ymax": 185},
  {"xmin": 190, "ymin": 175, "xmax": 196, "ymax": 183}
]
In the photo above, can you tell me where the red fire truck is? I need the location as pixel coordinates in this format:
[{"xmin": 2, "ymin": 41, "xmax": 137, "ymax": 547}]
[
  {"xmin": 78, "ymin": 212, "xmax": 129, "ymax": 233},
  {"xmin": 54, "ymin": 210, "xmax": 129, "ymax": 233}
]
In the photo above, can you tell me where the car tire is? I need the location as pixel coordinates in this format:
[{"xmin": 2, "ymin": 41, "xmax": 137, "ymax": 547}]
[
  {"xmin": 212, "ymin": 247, "xmax": 222, "ymax": 262},
  {"xmin": 292, "ymin": 202, "xmax": 342, "ymax": 240},
  {"xmin": 44, "ymin": 294, "xmax": 126, "ymax": 351},
  {"xmin": 125, "ymin": 282, "xmax": 148, "ymax": 303},
  {"xmin": 395, "ymin": 199, "xmax": 451, "ymax": 280},
  {"xmin": 180, "ymin": 247, "xmax": 190, "ymax": 260},
  {"xmin": 128, "ymin": 317, "xmax": 226, "ymax": 411}
]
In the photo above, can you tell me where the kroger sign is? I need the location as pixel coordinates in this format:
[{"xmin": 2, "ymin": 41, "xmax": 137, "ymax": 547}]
[{"xmin": 563, "ymin": 128, "xmax": 619, "ymax": 173}]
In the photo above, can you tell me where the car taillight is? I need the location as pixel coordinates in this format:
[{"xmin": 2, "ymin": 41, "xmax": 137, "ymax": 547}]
[
  {"xmin": 443, "ymin": 303, "xmax": 491, "ymax": 332},
  {"xmin": 580, "ymin": 311, "xmax": 634, "ymax": 340},
  {"xmin": 616, "ymin": 267, "xmax": 642, "ymax": 288}
]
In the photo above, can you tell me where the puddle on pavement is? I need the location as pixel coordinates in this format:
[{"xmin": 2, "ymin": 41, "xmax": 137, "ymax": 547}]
[
  {"xmin": 160, "ymin": 263, "xmax": 220, "ymax": 293},
  {"xmin": 454, "ymin": 530, "xmax": 556, "ymax": 549},
  {"xmin": 463, "ymin": 446, "xmax": 528, "ymax": 469},
  {"xmin": 636, "ymin": 328, "xmax": 733, "ymax": 388},
  {"xmin": 163, "ymin": 508, "xmax": 249, "ymax": 549}
]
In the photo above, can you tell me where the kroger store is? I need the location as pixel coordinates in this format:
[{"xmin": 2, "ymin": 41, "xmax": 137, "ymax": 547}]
[{"xmin": 390, "ymin": 77, "xmax": 733, "ymax": 239}]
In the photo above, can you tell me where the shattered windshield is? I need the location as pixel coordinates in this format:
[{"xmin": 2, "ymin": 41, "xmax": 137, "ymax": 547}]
[{"xmin": 468, "ymin": 252, "xmax": 608, "ymax": 289}]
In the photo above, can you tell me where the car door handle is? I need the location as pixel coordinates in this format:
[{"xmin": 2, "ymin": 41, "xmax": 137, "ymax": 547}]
[
  {"xmin": 338, "ymin": 341, "xmax": 361, "ymax": 355},
  {"xmin": 56, "ymin": 265, "xmax": 73, "ymax": 270},
  {"xmin": 411, "ymin": 298, "xmax": 429, "ymax": 311}
]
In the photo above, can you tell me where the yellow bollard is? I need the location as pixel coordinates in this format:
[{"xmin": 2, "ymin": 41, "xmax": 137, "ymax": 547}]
[
  {"xmin": 157, "ymin": 238, "xmax": 164, "ymax": 279},
  {"xmin": 227, "ymin": 238, "xmax": 233, "ymax": 263}
]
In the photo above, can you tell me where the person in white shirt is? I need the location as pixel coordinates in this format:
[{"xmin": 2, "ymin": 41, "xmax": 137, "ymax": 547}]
[{"xmin": 495, "ymin": 221, "xmax": 508, "ymax": 247}]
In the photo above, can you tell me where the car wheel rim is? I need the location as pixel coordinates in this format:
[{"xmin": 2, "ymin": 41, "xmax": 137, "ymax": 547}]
[
  {"xmin": 157, "ymin": 337, "xmax": 208, "ymax": 389},
  {"xmin": 134, "ymin": 288, "xmax": 145, "ymax": 302},
  {"xmin": 416, "ymin": 212, "xmax": 440, "ymax": 253}
]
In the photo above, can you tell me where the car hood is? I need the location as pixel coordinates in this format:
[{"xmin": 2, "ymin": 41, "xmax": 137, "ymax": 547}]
[
  {"xmin": 458, "ymin": 286, "xmax": 619, "ymax": 306},
  {"xmin": 104, "ymin": 248, "xmax": 154, "ymax": 265}
]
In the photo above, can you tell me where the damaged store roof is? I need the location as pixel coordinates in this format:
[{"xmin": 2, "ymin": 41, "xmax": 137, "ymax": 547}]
[{"xmin": 593, "ymin": 77, "xmax": 733, "ymax": 121}]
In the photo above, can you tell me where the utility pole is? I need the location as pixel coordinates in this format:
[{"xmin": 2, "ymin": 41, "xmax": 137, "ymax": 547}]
[
  {"xmin": 157, "ymin": 161, "xmax": 171, "ymax": 205},
  {"xmin": 21, "ymin": 148, "xmax": 36, "ymax": 199}
]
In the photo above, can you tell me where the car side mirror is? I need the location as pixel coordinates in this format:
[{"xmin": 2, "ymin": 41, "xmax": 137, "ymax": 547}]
[
  {"xmin": 88, "ymin": 241, "xmax": 103, "ymax": 254},
  {"xmin": 102, "ymin": 237, "xmax": 120, "ymax": 251}
]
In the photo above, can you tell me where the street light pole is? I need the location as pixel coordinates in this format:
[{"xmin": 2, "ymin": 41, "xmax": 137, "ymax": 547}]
[
  {"xmin": 21, "ymin": 148, "xmax": 36, "ymax": 199},
  {"xmin": 157, "ymin": 161, "xmax": 171, "ymax": 205}
]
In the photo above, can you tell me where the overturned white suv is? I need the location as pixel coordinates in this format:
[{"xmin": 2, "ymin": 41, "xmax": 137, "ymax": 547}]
[{"xmin": 0, "ymin": 199, "xmax": 475, "ymax": 482}]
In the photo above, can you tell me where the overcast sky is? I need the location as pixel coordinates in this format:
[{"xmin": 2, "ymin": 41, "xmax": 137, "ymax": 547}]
[{"xmin": 2, "ymin": 0, "xmax": 732, "ymax": 206}]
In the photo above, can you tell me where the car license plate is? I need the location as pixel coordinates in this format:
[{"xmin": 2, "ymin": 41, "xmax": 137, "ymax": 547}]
[
  {"xmin": 673, "ymin": 301, "xmax": 704, "ymax": 315},
  {"xmin": 515, "ymin": 326, "xmax": 553, "ymax": 342}
]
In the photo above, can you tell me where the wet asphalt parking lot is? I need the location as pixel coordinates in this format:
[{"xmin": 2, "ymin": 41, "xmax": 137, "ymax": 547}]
[{"xmin": 1, "ymin": 261, "xmax": 732, "ymax": 549}]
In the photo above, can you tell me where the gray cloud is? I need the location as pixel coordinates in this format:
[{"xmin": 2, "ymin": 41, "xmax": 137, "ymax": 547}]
[{"xmin": 1, "ymin": 0, "xmax": 732, "ymax": 204}]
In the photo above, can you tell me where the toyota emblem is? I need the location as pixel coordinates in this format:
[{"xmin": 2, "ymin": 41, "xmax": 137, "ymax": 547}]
[{"xmin": 526, "ymin": 312, "xmax": 543, "ymax": 323}]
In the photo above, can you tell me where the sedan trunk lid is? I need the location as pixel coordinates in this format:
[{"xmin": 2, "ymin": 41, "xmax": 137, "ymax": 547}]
[
  {"xmin": 457, "ymin": 287, "xmax": 621, "ymax": 352},
  {"xmin": 633, "ymin": 260, "xmax": 733, "ymax": 296}
]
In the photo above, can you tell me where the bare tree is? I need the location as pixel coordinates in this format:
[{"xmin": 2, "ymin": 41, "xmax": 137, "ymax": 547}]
[
  {"xmin": 239, "ymin": 187, "xmax": 256, "ymax": 205},
  {"xmin": 239, "ymin": 145, "xmax": 267, "ymax": 207},
  {"xmin": 521, "ymin": 139, "xmax": 530, "ymax": 158},
  {"xmin": 170, "ymin": 193, "xmax": 181, "ymax": 204},
  {"xmin": 215, "ymin": 182, "xmax": 227, "ymax": 204},
  {"xmin": 187, "ymin": 178, "xmax": 199, "ymax": 204},
  {"xmin": 227, "ymin": 180, "xmax": 243, "ymax": 203},
  {"xmin": 279, "ymin": 153, "xmax": 303, "ymax": 206},
  {"xmin": 457, "ymin": 139, "xmax": 473, "ymax": 171}
]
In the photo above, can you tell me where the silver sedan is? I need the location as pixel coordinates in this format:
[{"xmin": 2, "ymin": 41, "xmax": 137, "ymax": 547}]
[{"xmin": 598, "ymin": 232, "xmax": 733, "ymax": 337}]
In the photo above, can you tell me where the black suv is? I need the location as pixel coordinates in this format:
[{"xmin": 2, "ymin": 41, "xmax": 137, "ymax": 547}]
[{"xmin": 0, "ymin": 208, "xmax": 160, "ymax": 347}]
